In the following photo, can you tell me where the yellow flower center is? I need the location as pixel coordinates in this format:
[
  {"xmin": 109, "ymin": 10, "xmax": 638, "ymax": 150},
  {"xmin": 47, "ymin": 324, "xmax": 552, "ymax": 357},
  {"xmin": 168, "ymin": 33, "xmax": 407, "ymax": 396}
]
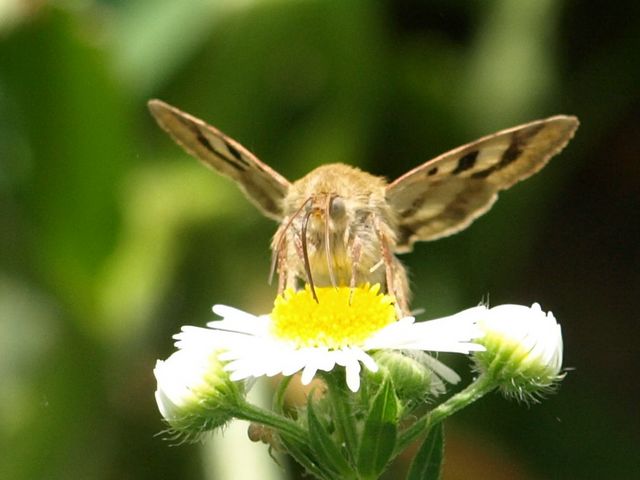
[{"xmin": 270, "ymin": 284, "xmax": 397, "ymax": 349}]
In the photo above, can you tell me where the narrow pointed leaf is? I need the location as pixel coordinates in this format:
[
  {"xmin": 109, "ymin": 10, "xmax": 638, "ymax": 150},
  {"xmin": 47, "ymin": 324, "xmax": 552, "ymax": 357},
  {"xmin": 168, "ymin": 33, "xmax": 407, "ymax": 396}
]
[
  {"xmin": 406, "ymin": 423, "xmax": 445, "ymax": 480},
  {"xmin": 307, "ymin": 400, "xmax": 353, "ymax": 477},
  {"xmin": 356, "ymin": 378, "xmax": 398, "ymax": 477},
  {"xmin": 279, "ymin": 431, "xmax": 334, "ymax": 480}
]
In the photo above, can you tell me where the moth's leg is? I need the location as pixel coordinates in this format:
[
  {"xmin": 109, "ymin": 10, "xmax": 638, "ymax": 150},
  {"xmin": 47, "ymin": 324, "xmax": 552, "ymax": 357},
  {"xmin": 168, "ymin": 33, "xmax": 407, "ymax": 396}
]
[
  {"xmin": 390, "ymin": 257, "xmax": 410, "ymax": 316},
  {"xmin": 291, "ymin": 231, "xmax": 306, "ymax": 289},
  {"xmin": 348, "ymin": 235, "xmax": 363, "ymax": 305},
  {"xmin": 374, "ymin": 218, "xmax": 410, "ymax": 317},
  {"xmin": 271, "ymin": 224, "xmax": 290, "ymax": 294},
  {"xmin": 276, "ymin": 249, "xmax": 287, "ymax": 294},
  {"xmin": 349, "ymin": 237, "xmax": 363, "ymax": 288},
  {"xmin": 373, "ymin": 219, "xmax": 393, "ymax": 294},
  {"xmin": 275, "ymin": 249, "xmax": 297, "ymax": 293}
]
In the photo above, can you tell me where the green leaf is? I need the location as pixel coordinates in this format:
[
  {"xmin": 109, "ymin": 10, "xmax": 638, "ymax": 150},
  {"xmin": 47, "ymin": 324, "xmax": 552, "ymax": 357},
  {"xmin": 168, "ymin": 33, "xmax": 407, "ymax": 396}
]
[
  {"xmin": 356, "ymin": 378, "xmax": 398, "ymax": 478},
  {"xmin": 307, "ymin": 399, "xmax": 353, "ymax": 478},
  {"xmin": 406, "ymin": 423, "xmax": 445, "ymax": 480},
  {"xmin": 279, "ymin": 430, "xmax": 334, "ymax": 480}
]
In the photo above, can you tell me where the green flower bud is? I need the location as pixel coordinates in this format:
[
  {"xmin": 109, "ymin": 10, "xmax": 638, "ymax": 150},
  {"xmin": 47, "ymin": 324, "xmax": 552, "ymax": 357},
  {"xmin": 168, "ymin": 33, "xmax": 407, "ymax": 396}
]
[
  {"xmin": 369, "ymin": 350, "xmax": 446, "ymax": 404},
  {"xmin": 473, "ymin": 303, "xmax": 565, "ymax": 402},
  {"xmin": 154, "ymin": 348, "xmax": 244, "ymax": 442}
]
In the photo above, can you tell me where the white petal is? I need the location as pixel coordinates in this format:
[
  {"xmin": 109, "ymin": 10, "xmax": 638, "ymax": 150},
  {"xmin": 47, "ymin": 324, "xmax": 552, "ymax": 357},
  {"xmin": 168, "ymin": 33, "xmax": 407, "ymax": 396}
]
[
  {"xmin": 344, "ymin": 359, "xmax": 362, "ymax": 392},
  {"xmin": 421, "ymin": 354, "xmax": 461, "ymax": 384},
  {"xmin": 154, "ymin": 388, "xmax": 176, "ymax": 420},
  {"xmin": 356, "ymin": 349, "xmax": 379, "ymax": 373},
  {"xmin": 211, "ymin": 304, "xmax": 259, "ymax": 322},
  {"xmin": 300, "ymin": 364, "xmax": 319, "ymax": 385},
  {"xmin": 364, "ymin": 307, "xmax": 485, "ymax": 354},
  {"xmin": 280, "ymin": 350, "xmax": 309, "ymax": 376}
]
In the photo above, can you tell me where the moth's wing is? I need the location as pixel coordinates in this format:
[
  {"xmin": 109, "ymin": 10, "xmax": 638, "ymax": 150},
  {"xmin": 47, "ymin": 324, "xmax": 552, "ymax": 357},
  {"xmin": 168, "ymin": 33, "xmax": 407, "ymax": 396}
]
[
  {"xmin": 148, "ymin": 99, "xmax": 291, "ymax": 220},
  {"xmin": 386, "ymin": 115, "xmax": 579, "ymax": 253}
]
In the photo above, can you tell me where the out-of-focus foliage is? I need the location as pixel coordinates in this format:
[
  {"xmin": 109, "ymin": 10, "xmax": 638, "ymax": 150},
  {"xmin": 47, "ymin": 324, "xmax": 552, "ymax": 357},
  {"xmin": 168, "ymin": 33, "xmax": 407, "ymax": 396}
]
[{"xmin": 0, "ymin": 0, "xmax": 638, "ymax": 479}]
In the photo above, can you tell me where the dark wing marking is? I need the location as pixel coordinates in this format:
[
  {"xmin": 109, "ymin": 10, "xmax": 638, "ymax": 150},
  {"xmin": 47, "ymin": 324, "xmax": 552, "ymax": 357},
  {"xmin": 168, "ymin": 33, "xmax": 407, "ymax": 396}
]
[
  {"xmin": 386, "ymin": 115, "xmax": 579, "ymax": 252},
  {"xmin": 148, "ymin": 99, "xmax": 291, "ymax": 220}
]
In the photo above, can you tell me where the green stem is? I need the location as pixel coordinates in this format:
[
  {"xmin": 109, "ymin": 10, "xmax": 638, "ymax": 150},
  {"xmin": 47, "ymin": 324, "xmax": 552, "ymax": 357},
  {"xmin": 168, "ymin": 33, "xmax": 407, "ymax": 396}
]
[
  {"xmin": 274, "ymin": 375, "xmax": 293, "ymax": 413},
  {"xmin": 232, "ymin": 388, "xmax": 337, "ymax": 479},
  {"xmin": 235, "ymin": 398, "xmax": 308, "ymax": 445},
  {"xmin": 396, "ymin": 373, "xmax": 496, "ymax": 453}
]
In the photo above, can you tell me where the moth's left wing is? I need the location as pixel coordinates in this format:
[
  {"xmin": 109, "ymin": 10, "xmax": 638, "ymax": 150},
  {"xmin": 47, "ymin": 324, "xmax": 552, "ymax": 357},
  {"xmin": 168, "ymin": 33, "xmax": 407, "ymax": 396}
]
[
  {"xmin": 386, "ymin": 115, "xmax": 579, "ymax": 253},
  {"xmin": 148, "ymin": 99, "xmax": 291, "ymax": 220}
]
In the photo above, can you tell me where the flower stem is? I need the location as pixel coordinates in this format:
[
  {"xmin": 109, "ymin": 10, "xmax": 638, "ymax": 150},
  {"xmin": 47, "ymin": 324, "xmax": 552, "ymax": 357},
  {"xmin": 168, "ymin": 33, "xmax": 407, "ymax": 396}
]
[
  {"xmin": 235, "ymin": 398, "xmax": 308, "ymax": 445},
  {"xmin": 396, "ymin": 373, "xmax": 496, "ymax": 453},
  {"xmin": 274, "ymin": 375, "xmax": 293, "ymax": 413}
]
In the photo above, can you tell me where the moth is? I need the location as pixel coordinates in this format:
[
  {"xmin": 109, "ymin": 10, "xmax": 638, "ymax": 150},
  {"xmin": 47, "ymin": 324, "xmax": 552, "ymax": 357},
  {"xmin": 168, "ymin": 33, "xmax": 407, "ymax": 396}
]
[{"xmin": 148, "ymin": 99, "xmax": 578, "ymax": 314}]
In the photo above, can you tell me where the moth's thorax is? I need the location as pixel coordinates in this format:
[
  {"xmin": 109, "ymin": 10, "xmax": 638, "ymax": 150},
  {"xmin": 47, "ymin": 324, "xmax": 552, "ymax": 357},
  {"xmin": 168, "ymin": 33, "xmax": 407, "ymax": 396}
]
[{"xmin": 275, "ymin": 163, "xmax": 397, "ymax": 288}]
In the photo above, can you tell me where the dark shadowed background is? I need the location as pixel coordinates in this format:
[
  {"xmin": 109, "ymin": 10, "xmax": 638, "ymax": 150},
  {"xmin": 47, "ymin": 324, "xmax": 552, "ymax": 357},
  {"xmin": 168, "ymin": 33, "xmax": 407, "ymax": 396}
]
[{"xmin": 1, "ymin": 1, "xmax": 638, "ymax": 479}]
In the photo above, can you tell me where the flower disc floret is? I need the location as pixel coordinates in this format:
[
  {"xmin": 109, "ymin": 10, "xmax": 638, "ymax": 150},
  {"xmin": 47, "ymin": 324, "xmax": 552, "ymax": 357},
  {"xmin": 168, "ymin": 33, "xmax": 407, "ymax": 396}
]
[{"xmin": 271, "ymin": 284, "xmax": 397, "ymax": 349}]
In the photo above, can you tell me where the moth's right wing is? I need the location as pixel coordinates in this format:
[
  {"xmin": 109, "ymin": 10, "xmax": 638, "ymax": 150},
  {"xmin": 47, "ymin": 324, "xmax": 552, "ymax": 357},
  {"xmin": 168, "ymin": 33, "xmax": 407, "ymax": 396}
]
[
  {"xmin": 148, "ymin": 99, "xmax": 291, "ymax": 220},
  {"xmin": 386, "ymin": 116, "xmax": 579, "ymax": 252}
]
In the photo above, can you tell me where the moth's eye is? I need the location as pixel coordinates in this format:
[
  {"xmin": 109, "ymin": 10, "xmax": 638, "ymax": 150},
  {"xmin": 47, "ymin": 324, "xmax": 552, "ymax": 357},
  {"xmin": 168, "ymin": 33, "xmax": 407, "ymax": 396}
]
[
  {"xmin": 303, "ymin": 201, "xmax": 312, "ymax": 213},
  {"xmin": 329, "ymin": 197, "xmax": 346, "ymax": 220}
]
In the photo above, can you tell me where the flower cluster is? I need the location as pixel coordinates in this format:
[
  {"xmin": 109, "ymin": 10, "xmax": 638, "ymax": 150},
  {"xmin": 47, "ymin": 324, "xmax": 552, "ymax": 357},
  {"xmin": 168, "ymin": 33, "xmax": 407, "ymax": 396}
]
[{"xmin": 154, "ymin": 284, "xmax": 565, "ymax": 456}]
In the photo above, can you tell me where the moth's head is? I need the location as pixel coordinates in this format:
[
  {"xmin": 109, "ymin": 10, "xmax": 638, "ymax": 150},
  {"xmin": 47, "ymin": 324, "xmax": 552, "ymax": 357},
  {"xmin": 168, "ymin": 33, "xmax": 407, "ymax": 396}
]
[
  {"xmin": 287, "ymin": 163, "xmax": 385, "ymax": 221},
  {"xmin": 300, "ymin": 193, "xmax": 347, "ymax": 231},
  {"xmin": 271, "ymin": 192, "xmax": 351, "ymax": 302}
]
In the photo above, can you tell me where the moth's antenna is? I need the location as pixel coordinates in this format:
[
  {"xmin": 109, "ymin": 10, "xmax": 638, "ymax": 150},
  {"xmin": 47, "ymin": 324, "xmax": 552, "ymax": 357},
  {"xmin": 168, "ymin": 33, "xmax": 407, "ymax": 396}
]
[
  {"xmin": 324, "ymin": 196, "xmax": 337, "ymax": 288},
  {"xmin": 269, "ymin": 197, "xmax": 313, "ymax": 285},
  {"xmin": 301, "ymin": 208, "xmax": 319, "ymax": 303}
]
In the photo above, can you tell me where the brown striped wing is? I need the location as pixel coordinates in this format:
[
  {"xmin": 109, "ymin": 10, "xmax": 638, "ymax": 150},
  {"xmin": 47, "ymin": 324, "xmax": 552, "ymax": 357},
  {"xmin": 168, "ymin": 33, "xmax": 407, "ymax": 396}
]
[
  {"xmin": 386, "ymin": 116, "xmax": 579, "ymax": 253},
  {"xmin": 148, "ymin": 99, "xmax": 291, "ymax": 220}
]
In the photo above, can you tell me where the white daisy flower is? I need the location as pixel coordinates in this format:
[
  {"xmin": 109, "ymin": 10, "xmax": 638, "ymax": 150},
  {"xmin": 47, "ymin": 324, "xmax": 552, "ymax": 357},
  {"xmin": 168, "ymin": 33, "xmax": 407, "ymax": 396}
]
[
  {"xmin": 173, "ymin": 284, "xmax": 485, "ymax": 392},
  {"xmin": 472, "ymin": 303, "xmax": 565, "ymax": 401}
]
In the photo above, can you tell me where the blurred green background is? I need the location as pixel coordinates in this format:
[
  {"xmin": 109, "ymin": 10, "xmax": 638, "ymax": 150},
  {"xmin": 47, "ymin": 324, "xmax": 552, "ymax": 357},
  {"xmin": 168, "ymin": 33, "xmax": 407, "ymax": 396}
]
[{"xmin": 1, "ymin": 0, "xmax": 638, "ymax": 479}]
